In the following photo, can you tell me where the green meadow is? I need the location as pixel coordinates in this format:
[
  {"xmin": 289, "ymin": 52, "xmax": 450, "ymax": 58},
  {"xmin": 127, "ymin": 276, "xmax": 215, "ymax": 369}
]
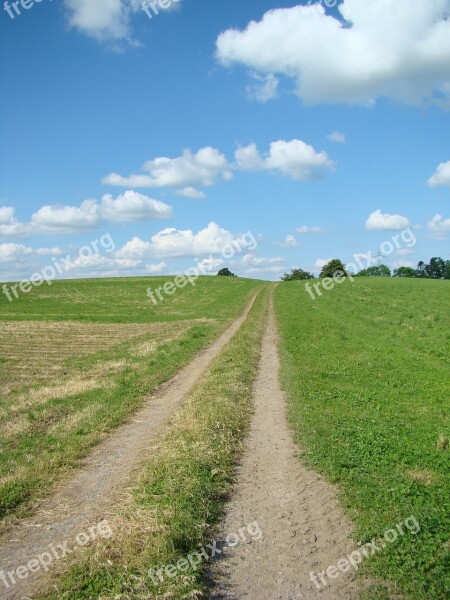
[
  {"xmin": 0, "ymin": 276, "xmax": 265, "ymax": 523},
  {"xmin": 275, "ymin": 278, "xmax": 450, "ymax": 599}
]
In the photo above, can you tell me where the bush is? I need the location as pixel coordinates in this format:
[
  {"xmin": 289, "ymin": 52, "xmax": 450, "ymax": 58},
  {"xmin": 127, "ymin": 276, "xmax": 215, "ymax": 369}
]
[{"xmin": 281, "ymin": 268, "xmax": 314, "ymax": 281}]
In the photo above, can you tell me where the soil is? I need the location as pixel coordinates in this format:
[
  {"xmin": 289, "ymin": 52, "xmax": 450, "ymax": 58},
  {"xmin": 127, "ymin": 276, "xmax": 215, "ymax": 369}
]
[{"xmin": 207, "ymin": 293, "xmax": 357, "ymax": 600}]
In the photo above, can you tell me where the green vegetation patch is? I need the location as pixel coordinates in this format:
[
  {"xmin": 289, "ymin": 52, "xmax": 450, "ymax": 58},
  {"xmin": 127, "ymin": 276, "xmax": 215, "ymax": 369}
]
[
  {"xmin": 0, "ymin": 277, "xmax": 264, "ymax": 525},
  {"xmin": 275, "ymin": 278, "xmax": 449, "ymax": 599}
]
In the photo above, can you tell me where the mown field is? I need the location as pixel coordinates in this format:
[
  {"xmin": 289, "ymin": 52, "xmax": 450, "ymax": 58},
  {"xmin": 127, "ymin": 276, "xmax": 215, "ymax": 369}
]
[
  {"xmin": 275, "ymin": 278, "xmax": 450, "ymax": 600},
  {"xmin": 0, "ymin": 276, "xmax": 265, "ymax": 525}
]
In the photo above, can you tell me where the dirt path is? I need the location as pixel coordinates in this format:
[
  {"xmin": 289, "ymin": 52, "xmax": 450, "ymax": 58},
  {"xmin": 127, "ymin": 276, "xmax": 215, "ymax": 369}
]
[
  {"xmin": 0, "ymin": 293, "xmax": 258, "ymax": 600},
  {"xmin": 208, "ymin": 293, "xmax": 357, "ymax": 600}
]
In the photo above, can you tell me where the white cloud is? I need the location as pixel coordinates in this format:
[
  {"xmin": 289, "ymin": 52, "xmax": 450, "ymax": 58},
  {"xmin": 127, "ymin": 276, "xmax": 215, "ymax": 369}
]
[
  {"xmin": 235, "ymin": 140, "xmax": 334, "ymax": 180},
  {"xmin": 234, "ymin": 143, "xmax": 262, "ymax": 171},
  {"xmin": 35, "ymin": 247, "xmax": 63, "ymax": 256},
  {"xmin": 145, "ymin": 261, "xmax": 167, "ymax": 274},
  {"xmin": 115, "ymin": 236, "xmax": 152, "ymax": 259},
  {"xmin": 314, "ymin": 258, "xmax": 332, "ymax": 270},
  {"xmin": 0, "ymin": 207, "xmax": 30, "ymax": 238},
  {"xmin": 151, "ymin": 222, "xmax": 250, "ymax": 258},
  {"xmin": 427, "ymin": 214, "xmax": 450, "ymax": 240},
  {"xmin": 0, "ymin": 243, "xmax": 33, "ymax": 263},
  {"xmin": 0, "ymin": 243, "xmax": 62, "ymax": 264},
  {"xmin": 216, "ymin": 1, "xmax": 450, "ymax": 106},
  {"xmin": 100, "ymin": 190, "xmax": 172, "ymax": 221},
  {"xmin": 196, "ymin": 256, "xmax": 224, "ymax": 273},
  {"xmin": 0, "ymin": 207, "xmax": 14, "ymax": 224},
  {"xmin": 105, "ymin": 140, "xmax": 334, "ymax": 193},
  {"xmin": 116, "ymin": 222, "xmax": 254, "ymax": 260},
  {"xmin": 103, "ymin": 147, "xmax": 233, "ymax": 190},
  {"xmin": 428, "ymin": 161, "xmax": 450, "ymax": 187},
  {"xmin": 297, "ymin": 225, "xmax": 326, "ymax": 234},
  {"xmin": 327, "ymin": 131, "xmax": 346, "ymax": 143},
  {"xmin": 175, "ymin": 187, "xmax": 206, "ymax": 199},
  {"xmin": 63, "ymin": 0, "xmax": 144, "ymax": 45},
  {"xmin": 365, "ymin": 209, "xmax": 411, "ymax": 231},
  {"xmin": 279, "ymin": 234, "xmax": 299, "ymax": 248},
  {"xmin": 1, "ymin": 192, "xmax": 171, "ymax": 237},
  {"xmin": 246, "ymin": 73, "xmax": 279, "ymax": 103},
  {"xmin": 31, "ymin": 199, "xmax": 101, "ymax": 233},
  {"xmin": 241, "ymin": 253, "xmax": 285, "ymax": 274}
]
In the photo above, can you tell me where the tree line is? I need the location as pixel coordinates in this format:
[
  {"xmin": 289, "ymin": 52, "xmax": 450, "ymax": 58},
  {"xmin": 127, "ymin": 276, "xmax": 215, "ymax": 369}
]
[{"xmin": 281, "ymin": 257, "xmax": 450, "ymax": 281}]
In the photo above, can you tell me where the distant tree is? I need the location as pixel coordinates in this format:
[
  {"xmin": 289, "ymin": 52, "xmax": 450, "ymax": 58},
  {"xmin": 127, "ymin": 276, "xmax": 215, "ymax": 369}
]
[
  {"xmin": 320, "ymin": 259, "xmax": 347, "ymax": 279},
  {"xmin": 444, "ymin": 261, "xmax": 450, "ymax": 280},
  {"xmin": 393, "ymin": 266, "xmax": 417, "ymax": 278},
  {"xmin": 217, "ymin": 268, "xmax": 237, "ymax": 277},
  {"xmin": 416, "ymin": 261, "xmax": 427, "ymax": 278},
  {"xmin": 281, "ymin": 268, "xmax": 314, "ymax": 281},
  {"xmin": 415, "ymin": 257, "xmax": 446, "ymax": 279},
  {"xmin": 357, "ymin": 265, "xmax": 391, "ymax": 277},
  {"xmin": 426, "ymin": 257, "xmax": 446, "ymax": 279}
]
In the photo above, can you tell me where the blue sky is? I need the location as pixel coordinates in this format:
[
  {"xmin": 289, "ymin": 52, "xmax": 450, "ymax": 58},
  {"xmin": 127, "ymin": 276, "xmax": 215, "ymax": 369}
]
[{"xmin": 1, "ymin": 0, "xmax": 449, "ymax": 282}]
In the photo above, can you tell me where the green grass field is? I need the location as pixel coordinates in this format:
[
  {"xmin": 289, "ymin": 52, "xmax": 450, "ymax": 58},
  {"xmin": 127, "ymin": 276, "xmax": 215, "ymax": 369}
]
[
  {"xmin": 0, "ymin": 276, "xmax": 265, "ymax": 524},
  {"xmin": 275, "ymin": 278, "xmax": 450, "ymax": 599}
]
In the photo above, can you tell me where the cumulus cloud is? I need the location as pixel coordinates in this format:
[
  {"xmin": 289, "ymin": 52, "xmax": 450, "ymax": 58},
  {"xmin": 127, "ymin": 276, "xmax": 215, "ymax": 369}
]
[
  {"xmin": 63, "ymin": 0, "xmax": 145, "ymax": 45},
  {"xmin": 314, "ymin": 258, "xmax": 332, "ymax": 270},
  {"xmin": 0, "ymin": 207, "xmax": 31, "ymax": 238},
  {"xmin": 100, "ymin": 190, "xmax": 172, "ymax": 221},
  {"xmin": 0, "ymin": 192, "xmax": 172, "ymax": 237},
  {"xmin": 103, "ymin": 147, "xmax": 233, "ymax": 191},
  {"xmin": 31, "ymin": 199, "xmax": 101, "ymax": 233},
  {"xmin": 428, "ymin": 161, "xmax": 450, "ymax": 187},
  {"xmin": 246, "ymin": 73, "xmax": 279, "ymax": 103},
  {"xmin": 116, "ymin": 222, "xmax": 254, "ymax": 260},
  {"xmin": 297, "ymin": 225, "xmax": 326, "ymax": 234},
  {"xmin": 365, "ymin": 209, "xmax": 411, "ymax": 231},
  {"xmin": 104, "ymin": 140, "xmax": 334, "ymax": 193},
  {"xmin": 0, "ymin": 207, "xmax": 14, "ymax": 223},
  {"xmin": 216, "ymin": 0, "xmax": 450, "ymax": 106},
  {"xmin": 0, "ymin": 243, "xmax": 33, "ymax": 263},
  {"xmin": 235, "ymin": 140, "xmax": 334, "ymax": 180},
  {"xmin": 427, "ymin": 214, "xmax": 450, "ymax": 240},
  {"xmin": 0, "ymin": 243, "xmax": 62, "ymax": 264},
  {"xmin": 145, "ymin": 261, "xmax": 167, "ymax": 274},
  {"xmin": 327, "ymin": 131, "xmax": 346, "ymax": 143}
]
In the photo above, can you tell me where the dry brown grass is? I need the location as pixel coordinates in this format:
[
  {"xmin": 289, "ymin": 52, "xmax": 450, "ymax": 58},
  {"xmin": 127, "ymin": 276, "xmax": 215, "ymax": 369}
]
[
  {"xmin": 0, "ymin": 320, "xmax": 198, "ymax": 397},
  {"xmin": 407, "ymin": 467, "xmax": 438, "ymax": 486}
]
